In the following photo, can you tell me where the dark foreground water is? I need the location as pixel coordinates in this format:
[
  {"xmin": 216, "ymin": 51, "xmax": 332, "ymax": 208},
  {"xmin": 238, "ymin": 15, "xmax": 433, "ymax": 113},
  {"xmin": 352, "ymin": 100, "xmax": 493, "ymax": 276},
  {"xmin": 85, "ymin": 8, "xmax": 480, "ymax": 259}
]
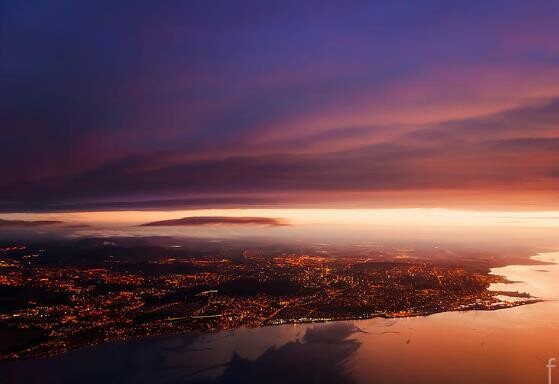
[{"xmin": 2, "ymin": 252, "xmax": 559, "ymax": 384}]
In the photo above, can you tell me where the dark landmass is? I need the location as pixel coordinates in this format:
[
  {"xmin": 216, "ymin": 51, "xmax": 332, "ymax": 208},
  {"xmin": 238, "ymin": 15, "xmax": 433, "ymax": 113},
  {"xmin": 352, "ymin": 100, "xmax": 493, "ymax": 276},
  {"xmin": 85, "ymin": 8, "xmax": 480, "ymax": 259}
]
[
  {"xmin": 140, "ymin": 216, "xmax": 289, "ymax": 227},
  {"xmin": 0, "ymin": 220, "xmax": 63, "ymax": 228},
  {"xmin": 492, "ymin": 291, "xmax": 533, "ymax": 298},
  {"xmin": 0, "ymin": 238, "xmax": 542, "ymax": 360}
]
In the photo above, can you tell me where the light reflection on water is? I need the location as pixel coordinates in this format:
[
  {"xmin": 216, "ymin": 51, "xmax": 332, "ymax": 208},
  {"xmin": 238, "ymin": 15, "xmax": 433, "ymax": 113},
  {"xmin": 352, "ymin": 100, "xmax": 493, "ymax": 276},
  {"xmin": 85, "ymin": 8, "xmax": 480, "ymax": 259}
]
[
  {"xmin": 2, "ymin": 253, "xmax": 559, "ymax": 384},
  {"xmin": 489, "ymin": 252, "xmax": 559, "ymax": 300}
]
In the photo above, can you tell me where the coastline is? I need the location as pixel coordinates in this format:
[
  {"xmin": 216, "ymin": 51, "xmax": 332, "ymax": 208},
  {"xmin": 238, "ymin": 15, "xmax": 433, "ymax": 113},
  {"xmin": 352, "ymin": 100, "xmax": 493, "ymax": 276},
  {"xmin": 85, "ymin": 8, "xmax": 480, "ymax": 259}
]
[{"xmin": 3, "ymin": 251, "xmax": 556, "ymax": 363}]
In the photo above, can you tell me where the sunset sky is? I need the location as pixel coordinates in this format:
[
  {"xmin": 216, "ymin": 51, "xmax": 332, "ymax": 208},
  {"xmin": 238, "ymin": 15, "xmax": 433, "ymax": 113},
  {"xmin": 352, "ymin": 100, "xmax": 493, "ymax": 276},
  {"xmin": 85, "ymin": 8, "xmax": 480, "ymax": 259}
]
[{"xmin": 2, "ymin": 1, "xmax": 559, "ymax": 227}]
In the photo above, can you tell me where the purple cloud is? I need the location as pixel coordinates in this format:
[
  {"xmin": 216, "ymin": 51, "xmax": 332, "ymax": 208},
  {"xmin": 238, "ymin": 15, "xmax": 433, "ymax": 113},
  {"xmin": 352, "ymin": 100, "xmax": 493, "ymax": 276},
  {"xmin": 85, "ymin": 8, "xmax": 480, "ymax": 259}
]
[{"xmin": 2, "ymin": 2, "xmax": 559, "ymax": 212}]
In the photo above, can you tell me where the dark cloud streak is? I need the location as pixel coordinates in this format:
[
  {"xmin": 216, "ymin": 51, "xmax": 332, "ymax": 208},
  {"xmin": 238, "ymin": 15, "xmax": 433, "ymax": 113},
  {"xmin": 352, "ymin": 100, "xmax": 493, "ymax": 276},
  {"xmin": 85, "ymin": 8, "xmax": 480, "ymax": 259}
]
[
  {"xmin": 140, "ymin": 216, "xmax": 289, "ymax": 227},
  {"xmin": 0, "ymin": 219, "xmax": 63, "ymax": 227},
  {"xmin": 2, "ymin": 99, "xmax": 559, "ymax": 211}
]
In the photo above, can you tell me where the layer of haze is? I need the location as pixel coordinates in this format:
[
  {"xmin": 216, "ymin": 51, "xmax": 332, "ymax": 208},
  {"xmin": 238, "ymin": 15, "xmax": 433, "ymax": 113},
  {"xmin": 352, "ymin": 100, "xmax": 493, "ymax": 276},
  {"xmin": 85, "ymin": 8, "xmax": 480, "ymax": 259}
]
[{"xmin": 1, "ymin": 209, "xmax": 558, "ymax": 248}]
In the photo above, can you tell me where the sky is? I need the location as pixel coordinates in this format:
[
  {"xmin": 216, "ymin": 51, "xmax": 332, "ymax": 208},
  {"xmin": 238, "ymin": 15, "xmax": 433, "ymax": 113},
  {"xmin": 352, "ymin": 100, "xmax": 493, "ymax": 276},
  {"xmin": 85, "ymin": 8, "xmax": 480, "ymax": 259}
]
[{"xmin": 1, "ymin": 1, "xmax": 559, "ymax": 221}]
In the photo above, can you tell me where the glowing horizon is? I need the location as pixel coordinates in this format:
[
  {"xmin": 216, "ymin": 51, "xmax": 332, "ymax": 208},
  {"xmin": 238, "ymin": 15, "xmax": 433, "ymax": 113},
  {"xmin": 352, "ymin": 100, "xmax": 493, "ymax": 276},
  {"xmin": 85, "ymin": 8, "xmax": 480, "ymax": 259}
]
[{"xmin": 3, "ymin": 208, "xmax": 559, "ymax": 229}]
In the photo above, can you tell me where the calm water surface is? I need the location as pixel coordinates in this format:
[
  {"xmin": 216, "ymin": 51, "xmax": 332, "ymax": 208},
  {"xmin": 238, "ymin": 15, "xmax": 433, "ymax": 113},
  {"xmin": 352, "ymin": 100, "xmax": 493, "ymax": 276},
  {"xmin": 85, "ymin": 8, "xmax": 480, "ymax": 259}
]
[{"xmin": 2, "ymin": 252, "xmax": 559, "ymax": 384}]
